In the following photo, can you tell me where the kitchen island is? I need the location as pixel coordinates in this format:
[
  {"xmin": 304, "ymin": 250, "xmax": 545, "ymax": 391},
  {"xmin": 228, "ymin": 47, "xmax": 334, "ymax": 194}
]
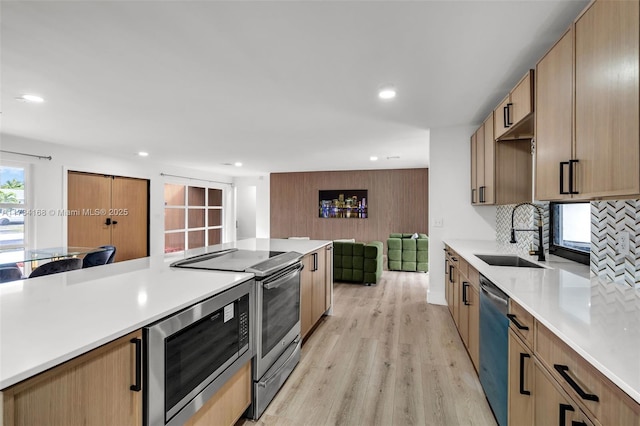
[
  {"xmin": 0, "ymin": 238, "xmax": 331, "ymax": 425},
  {"xmin": 445, "ymin": 239, "xmax": 640, "ymax": 424}
]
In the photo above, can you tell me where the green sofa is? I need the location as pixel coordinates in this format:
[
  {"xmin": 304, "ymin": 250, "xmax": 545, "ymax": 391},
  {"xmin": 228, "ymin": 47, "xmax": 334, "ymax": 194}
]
[
  {"xmin": 387, "ymin": 233, "xmax": 429, "ymax": 272},
  {"xmin": 333, "ymin": 241, "xmax": 383, "ymax": 285}
]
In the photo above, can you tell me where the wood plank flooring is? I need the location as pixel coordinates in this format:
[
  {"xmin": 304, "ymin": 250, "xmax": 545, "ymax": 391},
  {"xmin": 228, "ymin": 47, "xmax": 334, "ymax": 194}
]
[{"xmin": 238, "ymin": 271, "xmax": 497, "ymax": 426}]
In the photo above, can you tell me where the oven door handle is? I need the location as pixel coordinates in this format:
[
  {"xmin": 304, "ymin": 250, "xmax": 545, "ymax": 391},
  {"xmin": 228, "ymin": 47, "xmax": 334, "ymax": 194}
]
[
  {"xmin": 258, "ymin": 337, "xmax": 301, "ymax": 388},
  {"xmin": 262, "ymin": 263, "xmax": 304, "ymax": 290}
]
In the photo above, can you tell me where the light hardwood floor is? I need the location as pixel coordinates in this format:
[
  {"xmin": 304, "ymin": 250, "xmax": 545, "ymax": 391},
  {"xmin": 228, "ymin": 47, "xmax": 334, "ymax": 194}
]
[{"xmin": 238, "ymin": 271, "xmax": 497, "ymax": 426}]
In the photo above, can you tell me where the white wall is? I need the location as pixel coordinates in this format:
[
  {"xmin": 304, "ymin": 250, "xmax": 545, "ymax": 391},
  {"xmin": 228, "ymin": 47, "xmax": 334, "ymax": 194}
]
[
  {"xmin": 428, "ymin": 126, "xmax": 496, "ymax": 305},
  {"xmin": 236, "ymin": 185, "xmax": 257, "ymax": 240},
  {"xmin": 233, "ymin": 175, "xmax": 270, "ymax": 238},
  {"xmin": 1, "ymin": 135, "xmax": 236, "ymax": 255}
]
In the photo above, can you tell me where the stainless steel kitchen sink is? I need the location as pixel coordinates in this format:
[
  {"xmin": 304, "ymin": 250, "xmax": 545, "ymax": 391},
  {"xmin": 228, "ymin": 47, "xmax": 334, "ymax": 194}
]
[{"xmin": 474, "ymin": 254, "xmax": 545, "ymax": 269}]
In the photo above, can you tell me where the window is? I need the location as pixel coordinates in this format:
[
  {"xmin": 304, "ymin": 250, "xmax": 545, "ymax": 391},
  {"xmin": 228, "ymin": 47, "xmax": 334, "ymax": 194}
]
[
  {"xmin": 164, "ymin": 184, "xmax": 224, "ymax": 253},
  {"xmin": 0, "ymin": 164, "xmax": 28, "ymax": 250},
  {"xmin": 549, "ymin": 202, "xmax": 591, "ymax": 265}
]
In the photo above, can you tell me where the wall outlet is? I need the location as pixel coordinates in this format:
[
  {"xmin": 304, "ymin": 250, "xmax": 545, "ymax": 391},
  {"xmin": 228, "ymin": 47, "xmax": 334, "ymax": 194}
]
[
  {"xmin": 617, "ymin": 231, "xmax": 630, "ymax": 256},
  {"xmin": 433, "ymin": 218, "xmax": 444, "ymax": 228}
]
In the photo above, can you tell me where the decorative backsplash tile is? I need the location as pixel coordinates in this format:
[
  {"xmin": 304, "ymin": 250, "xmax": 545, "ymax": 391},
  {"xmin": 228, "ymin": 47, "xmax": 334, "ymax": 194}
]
[
  {"xmin": 496, "ymin": 203, "xmax": 549, "ymax": 253},
  {"xmin": 496, "ymin": 199, "xmax": 640, "ymax": 287},
  {"xmin": 590, "ymin": 200, "xmax": 640, "ymax": 287}
]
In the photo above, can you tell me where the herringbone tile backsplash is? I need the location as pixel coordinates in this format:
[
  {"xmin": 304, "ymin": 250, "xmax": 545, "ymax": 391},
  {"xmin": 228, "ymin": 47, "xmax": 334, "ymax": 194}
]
[
  {"xmin": 496, "ymin": 200, "xmax": 640, "ymax": 287},
  {"xmin": 591, "ymin": 200, "xmax": 640, "ymax": 287},
  {"xmin": 496, "ymin": 203, "xmax": 550, "ymax": 252}
]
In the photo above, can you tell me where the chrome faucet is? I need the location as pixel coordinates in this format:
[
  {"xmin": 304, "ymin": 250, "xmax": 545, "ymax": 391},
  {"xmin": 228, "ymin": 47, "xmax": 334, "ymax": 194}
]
[{"xmin": 510, "ymin": 202, "xmax": 546, "ymax": 261}]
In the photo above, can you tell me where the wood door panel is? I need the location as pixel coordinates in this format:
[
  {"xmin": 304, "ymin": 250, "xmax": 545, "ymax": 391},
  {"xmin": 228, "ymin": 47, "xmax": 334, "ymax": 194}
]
[
  {"xmin": 3, "ymin": 330, "xmax": 142, "ymax": 426},
  {"xmin": 535, "ymin": 29, "xmax": 574, "ymax": 201},
  {"xmin": 483, "ymin": 113, "xmax": 495, "ymax": 204},
  {"xmin": 471, "ymin": 133, "xmax": 478, "ymax": 204},
  {"xmin": 111, "ymin": 177, "xmax": 149, "ymax": 262},
  {"xmin": 68, "ymin": 172, "xmax": 112, "ymax": 248},
  {"xmin": 494, "ymin": 95, "xmax": 511, "ymax": 140},
  {"xmin": 511, "ymin": 71, "xmax": 534, "ymax": 124},
  {"xmin": 575, "ymin": 0, "xmax": 640, "ymax": 198}
]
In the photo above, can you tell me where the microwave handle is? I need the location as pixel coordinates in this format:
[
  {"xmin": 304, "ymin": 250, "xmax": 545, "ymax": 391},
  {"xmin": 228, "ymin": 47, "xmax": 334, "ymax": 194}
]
[
  {"xmin": 263, "ymin": 263, "xmax": 304, "ymax": 289},
  {"xmin": 258, "ymin": 337, "xmax": 301, "ymax": 388}
]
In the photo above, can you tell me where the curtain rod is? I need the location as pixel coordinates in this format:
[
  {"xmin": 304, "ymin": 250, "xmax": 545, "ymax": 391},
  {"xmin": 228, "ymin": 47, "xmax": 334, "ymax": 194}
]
[
  {"xmin": 160, "ymin": 172, "xmax": 233, "ymax": 186},
  {"xmin": 0, "ymin": 150, "xmax": 52, "ymax": 161}
]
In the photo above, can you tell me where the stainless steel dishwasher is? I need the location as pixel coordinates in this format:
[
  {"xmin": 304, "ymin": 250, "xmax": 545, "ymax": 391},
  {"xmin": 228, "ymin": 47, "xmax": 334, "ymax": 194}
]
[{"xmin": 479, "ymin": 274, "xmax": 509, "ymax": 426}]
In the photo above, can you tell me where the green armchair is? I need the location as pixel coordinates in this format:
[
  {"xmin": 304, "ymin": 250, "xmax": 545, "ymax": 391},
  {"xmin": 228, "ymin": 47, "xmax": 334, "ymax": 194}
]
[
  {"xmin": 387, "ymin": 233, "xmax": 429, "ymax": 272},
  {"xmin": 333, "ymin": 240, "xmax": 383, "ymax": 285}
]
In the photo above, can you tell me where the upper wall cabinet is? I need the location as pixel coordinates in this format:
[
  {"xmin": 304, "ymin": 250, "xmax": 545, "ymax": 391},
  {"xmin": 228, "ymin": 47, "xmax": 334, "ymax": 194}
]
[
  {"xmin": 471, "ymin": 111, "xmax": 531, "ymax": 206},
  {"xmin": 536, "ymin": 0, "xmax": 640, "ymax": 201},
  {"xmin": 494, "ymin": 70, "xmax": 535, "ymax": 141},
  {"xmin": 535, "ymin": 28, "xmax": 574, "ymax": 201}
]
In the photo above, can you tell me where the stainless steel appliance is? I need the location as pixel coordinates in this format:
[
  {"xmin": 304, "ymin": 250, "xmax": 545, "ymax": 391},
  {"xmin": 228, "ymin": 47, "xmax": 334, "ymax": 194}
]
[
  {"xmin": 479, "ymin": 274, "xmax": 509, "ymax": 426},
  {"xmin": 144, "ymin": 278, "xmax": 254, "ymax": 426},
  {"xmin": 171, "ymin": 248, "xmax": 303, "ymax": 420}
]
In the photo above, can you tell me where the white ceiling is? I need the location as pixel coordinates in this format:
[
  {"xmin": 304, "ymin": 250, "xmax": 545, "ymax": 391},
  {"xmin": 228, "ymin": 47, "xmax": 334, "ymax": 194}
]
[{"xmin": 1, "ymin": 0, "xmax": 588, "ymax": 177}]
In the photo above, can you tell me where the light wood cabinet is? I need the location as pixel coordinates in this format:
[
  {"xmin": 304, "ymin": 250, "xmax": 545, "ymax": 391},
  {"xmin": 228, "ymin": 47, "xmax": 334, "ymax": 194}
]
[
  {"xmin": 574, "ymin": 0, "xmax": 640, "ymax": 199},
  {"xmin": 535, "ymin": 28, "xmax": 574, "ymax": 201},
  {"xmin": 536, "ymin": 0, "xmax": 640, "ymax": 201},
  {"xmin": 470, "ymin": 112, "xmax": 530, "ymax": 206},
  {"xmin": 533, "ymin": 358, "xmax": 593, "ymax": 426},
  {"xmin": 445, "ymin": 250, "xmax": 479, "ymax": 372},
  {"xmin": 301, "ymin": 245, "xmax": 332, "ymax": 339},
  {"xmin": 2, "ymin": 330, "xmax": 143, "ymax": 426},
  {"xmin": 470, "ymin": 114, "xmax": 496, "ymax": 205},
  {"xmin": 494, "ymin": 70, "xmax": 535, "ymax": 141},
  {"xmin": 508, "ymin": 329, "xmax": 533, "ymax": 426},
  {"xmin": 184, "ymin": 361, "xmax": 251, "ymax": 426}
]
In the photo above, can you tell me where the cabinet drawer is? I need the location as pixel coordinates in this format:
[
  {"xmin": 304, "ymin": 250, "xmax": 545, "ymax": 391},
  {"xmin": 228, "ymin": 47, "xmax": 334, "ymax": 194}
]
[
  {"xmin": 535, "ymin": 323, "xmax": 640, "ymax": 425},
  {"xmin": 508, "ymin": 299, "xmax": 534, "ymax": 348},
  {"xmin": 467, "ymin": 265, "xmax": 479, "ymax": 291},
  {"xmin": 457, "ymin": 257, "xmax": 469, "ymax": 279}
]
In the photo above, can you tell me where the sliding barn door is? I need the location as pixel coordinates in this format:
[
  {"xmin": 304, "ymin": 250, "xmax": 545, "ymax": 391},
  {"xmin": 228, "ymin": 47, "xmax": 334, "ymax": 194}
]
[{"xmin": 67, "ymin": 171, "xmax": 149, "ymax": 262}]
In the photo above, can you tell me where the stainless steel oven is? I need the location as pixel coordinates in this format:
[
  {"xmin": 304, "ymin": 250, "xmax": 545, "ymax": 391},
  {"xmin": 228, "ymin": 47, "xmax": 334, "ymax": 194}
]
[
  {"xmin": 144, "ymin": 278, "xmax": 254, "ymax": 426},
  {"xmin": 171, "ymin": 248, "xmax": 303, "ymax": 420}
]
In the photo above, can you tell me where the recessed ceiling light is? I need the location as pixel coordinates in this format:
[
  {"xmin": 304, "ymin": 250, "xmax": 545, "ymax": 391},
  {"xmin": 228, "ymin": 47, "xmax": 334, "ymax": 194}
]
[
  {"xmin": 16, "ymin": 94, "xmax": 44, "ymax": 103},
  {"xmin": 378, "ymin": 87, "xmax": 396, "ymax": 100},
  {"xmin": 234, "ymin": 162, "xmax": 243, "ymax": 167},
  {"xmin": 138, "ymin": 151, "xmax": 149, "ymax": 157},
  {"xmin": 370, "ymin": 156, "xmax": 378, "ymax": 161}
]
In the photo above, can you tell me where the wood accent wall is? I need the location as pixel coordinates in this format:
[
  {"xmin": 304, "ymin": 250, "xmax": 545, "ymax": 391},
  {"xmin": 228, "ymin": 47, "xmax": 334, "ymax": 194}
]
[{"xmin": 270, "ymin": 169, "xmax": 428, "ymax": 249}]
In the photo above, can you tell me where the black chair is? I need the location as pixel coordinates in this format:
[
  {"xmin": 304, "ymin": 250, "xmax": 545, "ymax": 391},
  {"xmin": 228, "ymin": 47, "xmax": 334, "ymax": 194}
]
[
  {"xmin": 29, "ymin": 258, "xmax": 83, "ymax": 278},
  {"xmin": 82, "ymin": 245, "xmax": 116, "ymax": 268},
  {"xmin": 0, "ymin": 266, "xmax": 23, "ymax": 283}
]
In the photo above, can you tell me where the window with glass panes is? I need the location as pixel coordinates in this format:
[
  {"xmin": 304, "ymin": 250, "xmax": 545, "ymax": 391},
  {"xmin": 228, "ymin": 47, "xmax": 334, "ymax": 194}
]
[
  {"xmin": 0, "ymin": 164, "xmax": 28, "ymax": 250},
  {"xmin": 164, "ymin": 184, "xmax": 223, "ymax": 253}
]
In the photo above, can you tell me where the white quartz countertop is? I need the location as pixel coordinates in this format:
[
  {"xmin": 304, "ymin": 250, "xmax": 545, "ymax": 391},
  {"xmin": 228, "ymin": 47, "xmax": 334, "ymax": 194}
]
[
  {"xmin": 0, "ymin": 238, "xmax": 329, "ymax": 390},
  {"xmin": 444, "ymin": 239, "xmax": 640, "ymax": 405}
]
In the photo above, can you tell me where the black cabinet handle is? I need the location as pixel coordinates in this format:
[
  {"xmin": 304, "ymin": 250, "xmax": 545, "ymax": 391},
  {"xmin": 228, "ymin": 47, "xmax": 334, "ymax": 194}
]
[
  {"xmin": 507, "ymin": 314, "xmax": 529, "ymax": 330},
  {"xmin": 572, "ymin": 421, "xmax": 587, "ymax": 426},
  {"xmin": 448, "ymin": 265, "xmax": 454, "ymax": 283},
  {"xmin": 451, "ymin": 257, "xmax": 458, "ymax": 262},
  {"xmin": 112, "ymin": 220, "xmax": 118, "ymax": 225},
  {"xmin": 462, "ymin": 282, "xmax": 470, "ymax": 305},
  {"xmin": 569, "ymin": 159, "xmax": 579, "ymax": 194},
  {"xmin": 554, "ymin": 364, "xmax": 599, "ymax": 402},
  {"xmin": 503, "ymin": 104, "xmax": 510, "ymax": 128},
  {"xmin": 479, "ymin": 186, "xmax": 485, "ymax": 203},
  {"xmin": 130, "ymin": 338, "xmax": 142, "ymax": 392},
  {"xmin": 519, "ymin": 353, "xmax": 531, "ymax": 395},
  {"xmin": 471, "ymin": 188, "xmax": 476, "ymax": 204},
  {"xmin": 105, "ymin": 217, "xmax": 112, "ymax": 226},
  {"xmin": 507, "ymin": 103, "xmax": 513, "ymax": 126},
  {"xmin": 559, "ymin": 403, "xmax": 575, "ymax": 426},
  {"xmin": 559, "ymin": 161, "xmax": 570, "ymax": 194}
]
